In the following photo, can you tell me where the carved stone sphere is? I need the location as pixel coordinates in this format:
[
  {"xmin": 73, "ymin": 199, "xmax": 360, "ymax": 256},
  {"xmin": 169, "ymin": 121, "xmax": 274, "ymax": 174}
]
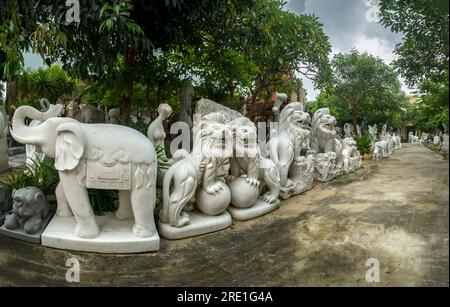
[
  {"xmin": 196, "ymin": 182, "xmax": 231, "ymax": 216},
  {"xmin": 229, "ymin": 177, "xmax": 259, "ymax": 209}
]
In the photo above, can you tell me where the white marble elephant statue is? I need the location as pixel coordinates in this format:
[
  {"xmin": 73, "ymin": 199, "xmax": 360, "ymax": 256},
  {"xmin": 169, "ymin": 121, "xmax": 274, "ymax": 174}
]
[{"xmin": 10, "ymin": 104, "xmax": 158, "ymax": 239}]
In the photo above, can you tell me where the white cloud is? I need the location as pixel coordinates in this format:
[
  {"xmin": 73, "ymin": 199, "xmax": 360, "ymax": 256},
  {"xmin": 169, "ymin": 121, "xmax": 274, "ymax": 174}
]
[{"xmin": 291, "ymin": 0, "xmax": 414, "ymax": 101}]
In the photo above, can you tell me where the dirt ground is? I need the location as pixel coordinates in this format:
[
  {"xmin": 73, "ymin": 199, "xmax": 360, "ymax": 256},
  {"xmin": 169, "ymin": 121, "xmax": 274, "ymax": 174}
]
[{"xmin": 0, "ymin": 144, "xmax": 448, "ymax": 286}]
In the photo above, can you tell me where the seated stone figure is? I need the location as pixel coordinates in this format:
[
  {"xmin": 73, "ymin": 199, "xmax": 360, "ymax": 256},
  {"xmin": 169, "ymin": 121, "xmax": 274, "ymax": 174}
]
[
  {"xmin": 160, "ymin": 112, "xmax": 232, "ymax": 229},
  {"xmin": 341, "ymin": 137, "xmax": 362, "ymax": 173},
  {"xmin": 228, "ymin": 117, "xmax": 281, "ymax": 206},
  {"xmin": 264, "ymin": 101, "xmax": 315, "ymax": 198},
  {"xmin": 108, "ymin": 108, "xmax": 121, "ymax": 125},
  {"xmin": 310, "ymin": 108, "xmax": 343, "ymax": 182},
  {"xmin": 4, "ymin": 187, "xmax": 50, "ymax": 235}
]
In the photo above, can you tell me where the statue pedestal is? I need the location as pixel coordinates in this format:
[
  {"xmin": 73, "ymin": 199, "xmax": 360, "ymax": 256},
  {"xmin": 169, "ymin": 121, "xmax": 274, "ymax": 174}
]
[
  {"xmin": 227, "ymin": 199, "xmax": 279, "ymax": 221},
  {"xmin": 279, "ymin": 181, "xmax": 313, "ymax": 199},
  {"xmin": 279, "ymin": 158, "xmax": 314, "ymax": 200},
  {"xmin": 158, "ymin": 211, "xmax": 232, "ymax": 240},
  {"xmin": 41, "ymin": 213, "xmax": 160, "ymax": 253},
  {"xmin": 343, "ymin": 156, "xmax": 362, "ymax": 174},
  {"xmin": 0, "ymin": 212, "xmax": 54, "ymax": 244},
  {"xmin": 313, "ymin": 153, "xmax": 341, "ymax": 182}
]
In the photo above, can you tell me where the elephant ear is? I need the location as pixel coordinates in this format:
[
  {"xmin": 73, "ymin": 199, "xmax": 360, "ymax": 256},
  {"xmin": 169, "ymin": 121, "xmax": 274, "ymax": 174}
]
[{"xmin": 55, "ymin": 122, "xmax": 85, "ymax": 171}]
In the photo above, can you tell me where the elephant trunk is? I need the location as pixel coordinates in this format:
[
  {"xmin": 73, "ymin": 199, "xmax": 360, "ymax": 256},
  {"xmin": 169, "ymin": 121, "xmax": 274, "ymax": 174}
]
[{"xmin": 11, "ymin": 104, "xmax": 63, "ymax": 145}]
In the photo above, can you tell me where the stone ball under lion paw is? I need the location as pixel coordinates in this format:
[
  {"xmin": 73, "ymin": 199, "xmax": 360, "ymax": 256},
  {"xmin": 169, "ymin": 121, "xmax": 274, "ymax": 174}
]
[
  {"xmin": 229, "ymin": 177, "xmax": 259, "ymax": 209},
  {"xmin": 195, "ymin": 181, "xmax": 231, "ymax": 216}
]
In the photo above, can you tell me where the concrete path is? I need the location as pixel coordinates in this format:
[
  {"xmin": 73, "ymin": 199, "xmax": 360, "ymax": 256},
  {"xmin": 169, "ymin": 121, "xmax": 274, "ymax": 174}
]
[{"xmin": 0, "ymin": 144, "xmax": 448, "ymax": 286}]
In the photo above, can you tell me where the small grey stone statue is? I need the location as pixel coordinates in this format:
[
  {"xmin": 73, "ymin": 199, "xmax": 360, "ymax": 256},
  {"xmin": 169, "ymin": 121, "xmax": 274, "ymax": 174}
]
[{"xmin": 4, "ymin": 187, "xmax": 50, "ymax": 235}]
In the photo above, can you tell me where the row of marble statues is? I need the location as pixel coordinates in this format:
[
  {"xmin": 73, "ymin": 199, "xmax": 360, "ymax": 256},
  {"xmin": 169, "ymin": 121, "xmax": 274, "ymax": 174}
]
[
  {"xmin": 1, "ymin": 93, "xmax": 364, "ymax": 253},
  {"xmin": 411, "ymin": 130, "xmax": 449, "ymax": 154},
  {"xmin": 369, "ymin": 124, "xmax": 402, "ymax": 160}
]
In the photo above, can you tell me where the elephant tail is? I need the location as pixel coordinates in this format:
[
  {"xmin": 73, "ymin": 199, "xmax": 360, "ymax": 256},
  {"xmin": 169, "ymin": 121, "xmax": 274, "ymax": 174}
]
[{"xmin": 160, "ymin": 162, "xmax": 176, "ymax": 223}]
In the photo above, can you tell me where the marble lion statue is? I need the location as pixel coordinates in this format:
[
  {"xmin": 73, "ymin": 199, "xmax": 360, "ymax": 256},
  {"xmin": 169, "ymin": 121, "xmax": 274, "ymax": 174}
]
[
  {"xmin": 229, "ymin": 117, "xmax": 280, "ymax": 204},
  {"xmin": 160, "ymin": 112, "xmax": 231, "ymax": 227},
  {"xmin": 373, "ymin": 140, "xmax": 387, "ymax": 160},
  {"xmin": 310, "ymin": 108, "xmax": 343, "ymax": 164},
  {"xmin": 341, "ymin": 137, "xmax": 362, "ymax": 173},
  {"xmin": 264, "ymin": 102, "xmax": 311, "ymax": 187}
]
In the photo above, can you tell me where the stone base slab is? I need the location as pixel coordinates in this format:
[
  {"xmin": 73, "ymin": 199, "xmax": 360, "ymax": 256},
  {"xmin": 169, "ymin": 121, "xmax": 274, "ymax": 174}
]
[
  {"xmin": 0, "ymin": 212, "xmax": 54, "ymax": 244},
  {"xmin": 42, "ymin": 213, "xmax": 160, "ymax": 253},
  {"xmin": 228, "ymin": 199, "xmax": 280, "ymax": 221},
  {"xmin": 279, "ymin": 181, "xmax": 314, "ymax": 200},
  {"xmin": 158, "ymin": 211, "xmax": 232, "ymax": 240}
]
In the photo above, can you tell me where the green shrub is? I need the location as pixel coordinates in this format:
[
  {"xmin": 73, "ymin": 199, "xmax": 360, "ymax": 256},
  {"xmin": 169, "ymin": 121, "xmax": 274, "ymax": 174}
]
[
  {"xmin": 127, "ymin": 120, "xmax": 148, "ymax": 136},
  {"xmin": 354, "ymin": 133, "xmax": 373, "ymax": 155},
  {"xmin": 88, "ymin": 189, "xmax": 118, "ymax": 213},
  {"xmin": 155, "ymin": 145, "xmax": 170, "ymax": 172},
  {"xmin": 0, "ymin": 157, "xmax": 59, "ymax": 195},
  {"xmin": 0, "ymin": 158, "xmax": 119, "ymax": 213}
]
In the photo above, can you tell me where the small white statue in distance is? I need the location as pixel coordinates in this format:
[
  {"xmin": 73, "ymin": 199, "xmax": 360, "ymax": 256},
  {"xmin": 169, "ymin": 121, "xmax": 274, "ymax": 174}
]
[
  {"xmin": 343, "ymin": 123, "xmax": 354, "ymax": 138},
  {"xmin": 108, "ymin": 108, "xmax": 121, "ymax": 125},
  {"xmin": 148, "ymin": 104, "xmax": 172, "ymax": 161},
  {"xmin": 442, "ymin": 133, "xmax": 449, "ymax": 154},
  {"xmin": 368, "ymin": 124, "xmax": 377, "ymax": 150},
  {"xmin": 392, "ymin": 132, "xmax": 402, "ymax": 149}
]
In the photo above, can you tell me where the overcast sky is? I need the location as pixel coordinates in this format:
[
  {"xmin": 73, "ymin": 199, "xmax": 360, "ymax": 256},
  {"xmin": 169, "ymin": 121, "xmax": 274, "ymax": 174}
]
[
  {"xmin": 285, "ymin": 0, "xmax": 413, "ymax": 100},
  {"xmin": 18, "ymin": 0, "xmax": 412, "ymax": 101}
]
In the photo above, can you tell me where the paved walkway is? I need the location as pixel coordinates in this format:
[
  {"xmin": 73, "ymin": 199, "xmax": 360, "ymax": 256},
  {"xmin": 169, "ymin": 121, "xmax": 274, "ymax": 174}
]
[{"xmin": 0, "ymin": 144, "xmax": 448, "ymax": 286}]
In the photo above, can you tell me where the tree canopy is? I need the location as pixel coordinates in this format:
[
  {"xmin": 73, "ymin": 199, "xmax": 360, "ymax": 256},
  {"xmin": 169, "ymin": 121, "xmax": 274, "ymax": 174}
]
[
  {"xmin": 379, "ymin": 0, "xmax": 449, "ymax": 86},
  {"xmin": 0, "ymin": 0, "xmax": 332, "ymax": 122},
  {"xmin": 379, "ymin": 0, "xmax": 449, "ymax": 133},
  {"xmin": 310, "ymin": 50, "xmax": 407, "ymax": 133}
]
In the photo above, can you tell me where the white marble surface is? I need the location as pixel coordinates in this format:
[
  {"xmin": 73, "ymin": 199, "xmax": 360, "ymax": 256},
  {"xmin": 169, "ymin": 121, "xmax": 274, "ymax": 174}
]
[
  {"xmin": 11, "ymin": 104, "xmax": 158, "ymax": 240},
  {"xmin": 158, "ymin": 211, "xmax": 232, "ymax": 240},
  {"xmin": 42, "ymin": 213, "xmax": 160, "ymax": 253},
  {"xmin": 228, "ymin": 199, "xmax": 280, "ymax": 221}
]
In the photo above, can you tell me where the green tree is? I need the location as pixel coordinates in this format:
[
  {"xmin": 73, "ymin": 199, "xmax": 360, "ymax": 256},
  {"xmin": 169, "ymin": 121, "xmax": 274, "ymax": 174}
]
[
  {"xmin": 330, "ymin": 50, "xmax": 406, "ymax": 134},
  {"xmin": 1, "ymin": 0, "xmax": 331, "ymax": 118},
  {"xmin": 405, "ymin": 72, "xmax": 449, "ymax": 132},
  {"xmin": 379, "ymin": 0, "xmax": 449, "ymax": 86},
  {"xmin": 244, "ymin": 0, "xmax": 332, "ymax": 100},
  {"xmin": 16, "ymin": 65, "xmax": 75, "ymax": 105}
]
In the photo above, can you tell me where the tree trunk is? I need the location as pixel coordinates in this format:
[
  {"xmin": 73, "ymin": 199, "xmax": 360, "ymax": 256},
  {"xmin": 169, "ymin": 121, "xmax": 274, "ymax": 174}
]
[
  {"xmin": 5, "ymin": 80, "xmax": 17, "ymax": 116},
  {"xmin": 121, "ymin": 46, "xmax": 136, "ymax": 123},
  {"xmin": 121, "ymin": 80, "xmax": 133, "ymax": 124},
  {"xmin": 179, "ymin": 79, "xmax": 194, "ymax": 127},
  {"xmin": 146, "ymin": 84, "xmax": 152, "ymax": 112},
  {"xmin": 352, "ymin": 106, "xmax": 358, "ymax": 136}
]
